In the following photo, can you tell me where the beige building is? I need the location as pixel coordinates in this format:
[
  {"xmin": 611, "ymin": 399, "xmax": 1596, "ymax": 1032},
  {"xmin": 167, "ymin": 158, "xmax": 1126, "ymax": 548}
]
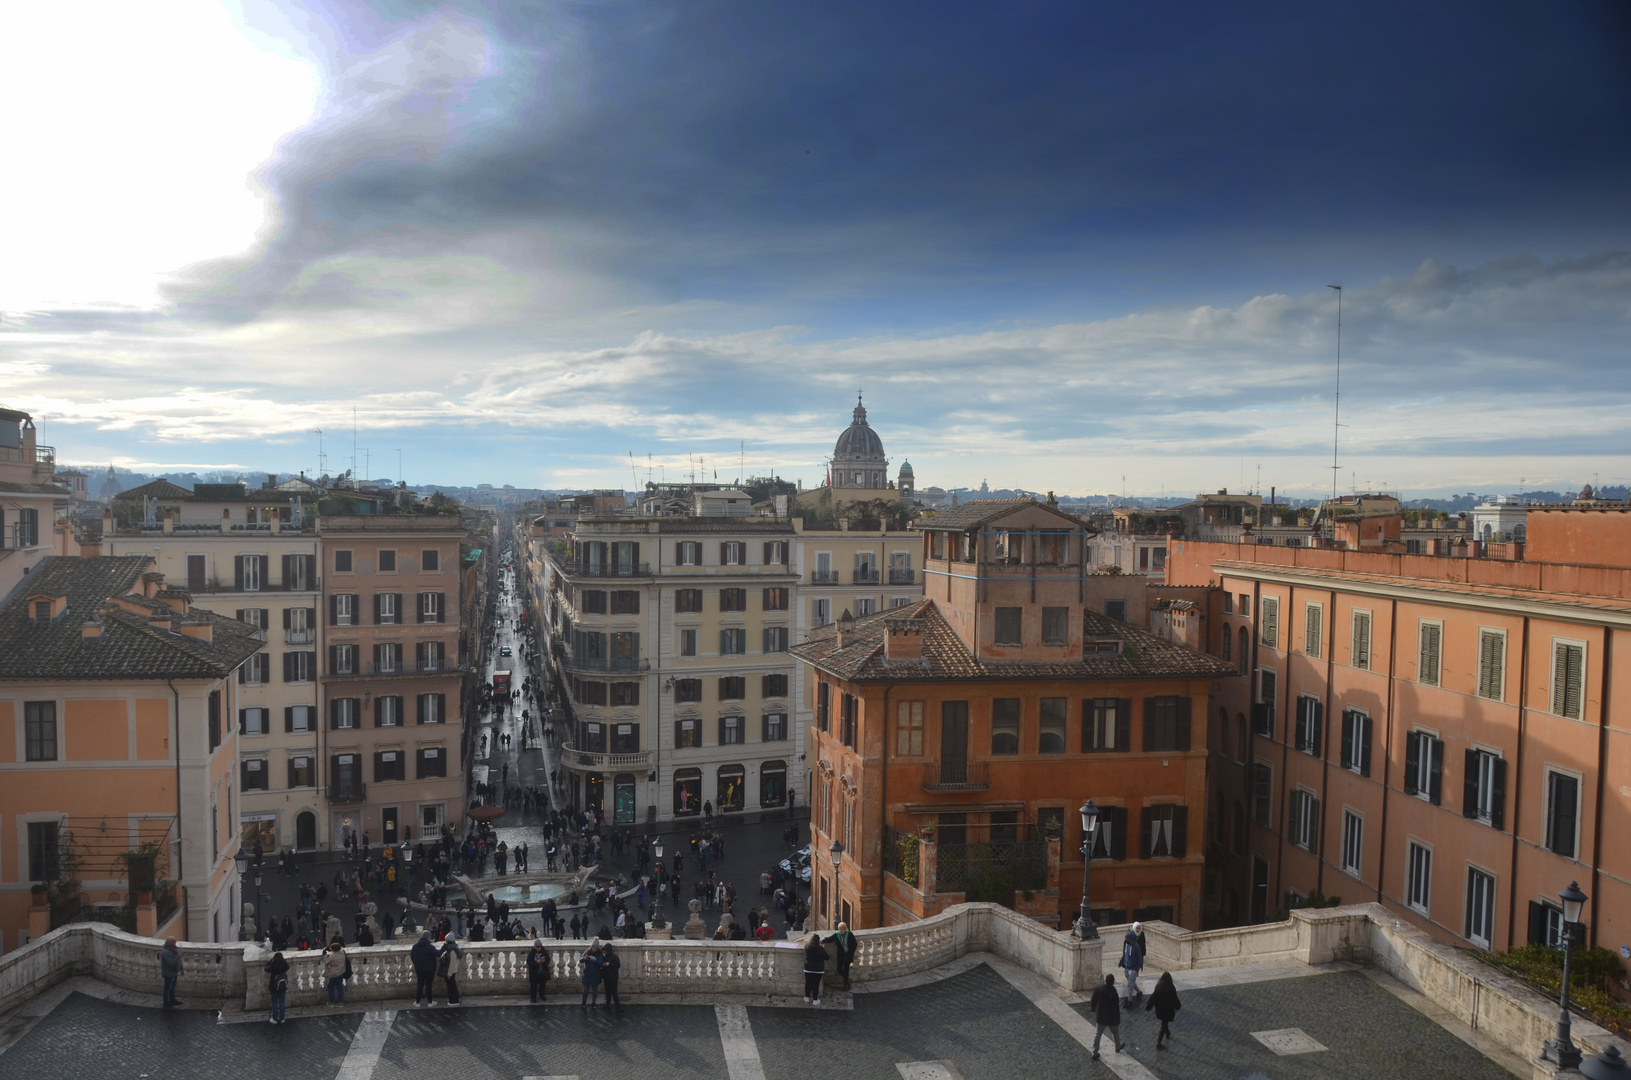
[
  {"xmin": 0, "ymin": 406, "xmax": 73, "ymax": 599},
  {"xmin": 101, "ymin": 483, "xmax": 326, "ymax": 853},
  {"xmin": 319, "ymin": 516, "xmax": 468, "ymax": 847},
  {"xmin": 544, "ymin": 516, "xmax": 800, "ymax": 825}
]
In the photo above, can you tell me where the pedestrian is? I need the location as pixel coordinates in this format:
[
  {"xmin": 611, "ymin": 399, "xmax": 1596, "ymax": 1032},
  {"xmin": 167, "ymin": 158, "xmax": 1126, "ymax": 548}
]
[
  {"xmin": 579, "ymin": 942, "xmax": 604, "ymax": 1009},
  {"xmin": 1089, "ymin": 974, "xmax": 1124, "ymax": 1060},
  {"xmin": 411, "ymin": 931, "xmax": 438, "ymax": 1006},
  {"xmin": 438, "ymin": 935, "xmax": 464, "ymax": 1006},
  {"xmin": 601, "ymin": 942, "xmax": 621, "ymax": 1010},
  {"xmin": 569, "ymin": 912, "xmax": 582, "ymax": 939},
  {"xmin": 1146, "ymin": 971, "xmax": 1182, "ymax": 1049},
  {"xmin": 264, "ymin": 951, "xmax": 289, "ymax": 1024},
  {"xmin": 1120, "ymin": 923, "xmax": 1145, "ymax": 1003},
  {"xmin": 526, "ymin": 939, "xmax": 551, "ymax": 1003},
  {"xmin": 159, "ymin": 936, "xmax": 184, "ymax": 1008},
  {"xmin": 826, "ymin": 921, "xmax": 859, "ymax": 991},
  {"xmin": 323, "ymin": 941, "xmax": 348, "ymax": 1005},
  {"xmin": 802, "ymin": 934, "xmax": 828, "ymax": 1006}
]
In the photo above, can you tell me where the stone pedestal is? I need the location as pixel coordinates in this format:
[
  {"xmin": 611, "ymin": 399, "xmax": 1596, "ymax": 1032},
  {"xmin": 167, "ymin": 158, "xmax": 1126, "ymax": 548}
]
[
  {"xmin": 28, "ymin": 904, "xmax": 49, "ymax": 942},
  {"xmin": 683, "ymin": 899, "xmax": 707, "ymax": 940}
]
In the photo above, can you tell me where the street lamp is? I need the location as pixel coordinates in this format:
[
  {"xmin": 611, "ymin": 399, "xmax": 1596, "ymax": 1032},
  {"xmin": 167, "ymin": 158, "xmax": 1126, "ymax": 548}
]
[
  {"xmin": 1543, "ymin": 880, "xmax": 1589, "ymax": 1071},
  {"xmin": 1582, "ymin": 1045, "xmax": 1631, "ymax": 1080},
  {"xmin": 233, "ymin": 850, "xmax": 262, "ymax": 942},
  {"xmin": 828, "ymin": 842, "xmax": 845, "ymax": 929},
  {"xmin": 652, "ymin": 837, "xmax": 665, "ymax": 922},
  {"xmin": 1074, "ymin": 800, "xmax": 1101, "ymax": 941}
]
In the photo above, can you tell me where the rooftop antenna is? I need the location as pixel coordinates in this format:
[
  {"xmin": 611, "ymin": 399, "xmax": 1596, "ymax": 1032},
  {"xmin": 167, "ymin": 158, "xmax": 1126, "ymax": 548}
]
[
  {"xmin": 352, "ymin": 406, "xmax": 358, "ymax": 485},
  {"xmin": 629, "ymin": 451, "xmax": 639, "ymax": 492},
  {"xmin": 310, "ymin": 429, "xmax": 325, "ymax": 478},
  {"xmin": 394, "ymin": 449, "xmax": 403, "ymax": 486},
  {"xmin": 1329, "ymin": 284, "xmax": 1343, "ymax": 505},
  {"xmin": 740, "ymin": 440, "xmax": 745, "ymax": 486}
]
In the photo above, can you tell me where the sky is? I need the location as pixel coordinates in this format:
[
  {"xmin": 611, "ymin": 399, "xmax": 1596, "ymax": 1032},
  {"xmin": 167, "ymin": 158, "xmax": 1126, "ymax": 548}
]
[{"xmin": 3, "ymin": 1, "xmax": 1630, "ymax": 497}]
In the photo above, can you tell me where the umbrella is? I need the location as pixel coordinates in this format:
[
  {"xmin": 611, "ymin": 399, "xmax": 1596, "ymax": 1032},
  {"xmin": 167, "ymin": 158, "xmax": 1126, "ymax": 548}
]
[{"xmin": 467, "ymin": 805, "xmax": 507, "ymax": 823}]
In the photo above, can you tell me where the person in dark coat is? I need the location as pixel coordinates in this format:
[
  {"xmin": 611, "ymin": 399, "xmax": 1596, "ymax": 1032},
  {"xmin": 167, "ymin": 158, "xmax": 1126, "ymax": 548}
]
[
  {"xmin": 411, "ymin": 931, "xmax": 439, "ymax": 1006},
  {"xmin": 1120, "ymin": 925, "xmax": 1145, "ymax": 1003},
  {"xmin": 801, "ymin": 934, "xmax": 828, "ymax": 1005},
  {"xmin": 1145, "ymin": 971, "xmax": 1182, "ymax": 1049},
  {"xmin": 601, "ymin": 942, "xmax": 622, "ymax": 1010},
  {"xmin": 825, "ymin": 922, "xmax": 859, "ymax": 990},
  {"xmin": 264, "ymin": 951, "xmax": 290, "ymax": 1024},
  {"xmin": 159, "ymin": 937, "xmax": 184, "ymax": 1008},
  {"xmin": 1088, "ymin": 974, "xmax": 1124, "ymax": 1060},
  {"xmin": 526, "ymin": 939, "xmax": 551, "ymax": 1003},
  {"xmin": 579, "ymin": 942, "xmax": 604, "ymax": 1009}
]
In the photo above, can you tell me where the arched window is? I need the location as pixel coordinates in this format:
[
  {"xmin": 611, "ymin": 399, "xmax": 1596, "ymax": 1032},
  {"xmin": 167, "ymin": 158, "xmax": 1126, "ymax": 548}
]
[
  {"xmin": 1238, "ymin": 628, "xmax": 1249, "ymax": 674},
  {"xmin": 1236, "ymin": 713, "xmax": 1249, "ymax": 762},
  {"xmin": 1222, "ymin": 629, "xmax": 1232, "ymax": 662}
]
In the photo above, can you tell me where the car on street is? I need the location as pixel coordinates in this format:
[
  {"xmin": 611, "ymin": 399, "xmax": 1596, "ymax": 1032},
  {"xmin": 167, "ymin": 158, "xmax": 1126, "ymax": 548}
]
[
  {"xmin": 500, "ymin": 645, "xmax": 512, "ymax": 657},
  {"xmin": 779, "ymin": 845, "xmax": 812, "ymax": 884}
]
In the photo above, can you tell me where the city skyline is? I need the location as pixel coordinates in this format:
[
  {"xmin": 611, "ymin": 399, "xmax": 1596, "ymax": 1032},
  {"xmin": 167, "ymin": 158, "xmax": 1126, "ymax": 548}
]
[{"xmin": 3, "ymin": 2, "xmax": 1629, "ymax": 495}]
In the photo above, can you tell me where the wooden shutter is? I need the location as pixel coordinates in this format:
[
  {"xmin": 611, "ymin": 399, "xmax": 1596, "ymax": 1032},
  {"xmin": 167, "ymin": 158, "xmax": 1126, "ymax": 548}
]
[
  {"xmin": 1554, "ymin": 643, "xmax": 1583, "ymax": 718},
  {"xmin": 373, "ymin": 752, "xmax": 385, "ymax": 783},
  {"xmin": 1309, "ymin": 700, "xmax": 1322, "ymax": 757},
  {"xmin": 1480, "ymin": 632, "xmax": 1503, "ymax": 699},
  {"xmin": 307, "ymin": 607, "xmax": 317, "ymax": 632},
  {"xmin": 1428, "ymin": 737, "xmax": 1444, "ymax": 805},
  {"xmin": 1175, "ymin": 697, "xmax": 1192, "ymax": 751},
  {"xmin": 234, "ymin": 555, "xmax": 246, "ymax": 591},
  {"xmin": 1463, "ymin": 749, "xmax": 1480, "ymax": 818},
  {"xmin": 1422, "ymin": 625, "xmax": 1441, "ymax": 683},
  {"xmin": 1142, "ymin": 698, "xmax": 1155, "ymax": 751},
  {"xmin": 416, "ymin": 695, "xmax": 426, "ymax": 724},
  {"xmin": 1288, "ymin": 793, "xmax": 1303, "ymax": 847},
  {"xmin": 1340, "ymin": 711, "xmax": 1354, "ymax": 770},
  {"xmin": 433, "ymin": 593, "xmax": 444, "ymax": 623},
  {"xmin": 1307, "ymin": 798, "xmax": 1319, "ymax": 855},
  {"xmin": 1140, "ymin": 806, "xmax": 1155, "ymax": 859},
  {"xmin": 329, "ymin": 594, "xmax": 339, "ymax": 625},
  {"xmin": 1404, "ymin": 733, "xmax": 1420, "ymax": 795},
  {"xmin": 1527, "ymin": 901, "xmax": 1548, "ymax": 945},
  {"xmin": 1171, "ymin": 806, "xmax": 1188, "ymax": 857},
  {"xmin": 284, "ymin": 706, "xmax": 294, "ymax": 733},
  {"xmin": 282, "ymin": 554, "xmax": 294, "ymax": 590},
  {"xmin": 1358, "ymin": 713, "xmax": 1372, "ymax": 777},
  {"xmin": 1490, "ymin": 758, "xmax": 1506, "ymax": 830},
  {"xmin": 283, "ymin": 652, "xmax": 295, "ymax": 682},
  {"xmin": 1116, "ymin": 700, "xmax": 1132, "ymax": 754},
  {"xmin": 1111, "ymin": 807, "xmax": 1128, "ymax": 861},
  {"xmin": 374, "ymin": 593, "xmax": 383, "ymax": 624}
]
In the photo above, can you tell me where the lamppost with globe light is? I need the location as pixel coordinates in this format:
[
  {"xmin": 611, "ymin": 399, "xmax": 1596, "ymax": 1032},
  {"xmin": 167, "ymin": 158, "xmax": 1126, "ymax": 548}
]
[
  {"xmin": 1542, "ymin": 880, "xmax": 1589, "ymax": 1070},
  {"xmin": 828, "ymin": 841, "xmax": 845, "ymax": 930},
  {"xmin": 1073, "ymin": 800, "xmax": 1101, "ymax": 940},
  {"xmin": 651, "ymin": 837, "xmax": 666, "ymax": 925},
  {"xmin": 233, "ymin": 849, "xmax": 263, "ymax": 942}
]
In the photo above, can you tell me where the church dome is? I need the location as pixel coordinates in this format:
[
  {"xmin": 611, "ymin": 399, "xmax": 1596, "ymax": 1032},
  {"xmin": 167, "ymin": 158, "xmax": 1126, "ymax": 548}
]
[{"xmin": 834, "ymin": 395, "xmax": 885, "ymax": 460}]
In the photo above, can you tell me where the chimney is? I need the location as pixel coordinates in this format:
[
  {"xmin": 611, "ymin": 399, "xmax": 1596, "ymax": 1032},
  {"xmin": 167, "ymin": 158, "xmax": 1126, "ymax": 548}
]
[
  {"xmin": 147, "ymin": 613, "xmax": 173, "ymax": 632},
  {"xmin": 267, "ymin": 473, "xmax": 276, "ymax": 490},
  {"xmin": 81, "ymin": 619, "xmax": 104, "ymax": 640},
  {"xmin": 271, "ymin": 514, "xmax": 280, "ymax": 535},
  {"xmin": 102, "ymin": 509, "xmax": 113, "ymax": 536},
  {"xmin": 162, "ymin": 508, "xmax": 174, "ymax": 535},
  {"xmin": 221, "ymin": 508, "xmax": 231, "ymax": 535},
  {"xmin": 177, "ymin": 616, "xmax": 213, "ymax": 642},
  {"xmin": 835, "ymin": 609, "xmax": 856, "ymax": 648},
  {"xmin": 883, "ymin": 617, "xmax": 924, "ymax": 662}
]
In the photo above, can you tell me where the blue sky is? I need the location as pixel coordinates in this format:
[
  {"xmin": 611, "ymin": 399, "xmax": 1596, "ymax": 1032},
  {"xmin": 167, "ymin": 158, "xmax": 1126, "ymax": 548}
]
[{"xmin": 3, "ymin": 1, "xmax": 1629, "ymax": 496}]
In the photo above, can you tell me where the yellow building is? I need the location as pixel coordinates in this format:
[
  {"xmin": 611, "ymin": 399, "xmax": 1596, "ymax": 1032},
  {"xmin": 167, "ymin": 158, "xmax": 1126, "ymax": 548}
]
[{"xmin": 0, "ymin": 406, "xmax": 74, "ymax": 600}]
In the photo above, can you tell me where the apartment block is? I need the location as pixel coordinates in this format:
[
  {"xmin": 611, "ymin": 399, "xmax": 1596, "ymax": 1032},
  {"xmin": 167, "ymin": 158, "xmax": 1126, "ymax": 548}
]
[{"xmin": 0, "ymin": 407, "xmax": 73, "ymax": 599}]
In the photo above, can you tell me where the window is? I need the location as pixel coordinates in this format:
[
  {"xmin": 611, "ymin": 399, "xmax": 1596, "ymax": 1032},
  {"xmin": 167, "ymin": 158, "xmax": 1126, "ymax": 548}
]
[
  {"xmin": 671, "ymin": 678, "xmax": 701, "ymax": 704},
  {"xmin": 764, "ymin": 541, "xmax": 788, "ymax": 565},
  {"xmin": 1260, "ymin": 596, "xmax": 1279, "ymax": 647},
  {"xmin": 761, "ymin": 759, "xmax": 788, "ymax": 807},
  {"xmin": 241, "ymin": 707, "xmax": 268, "ymax": 735},
  {"xmin": 1404, "ymin": 731, "xmax": 1444, "ymax": 804},
  {"xmin": 720, "ymin": 715, "xmax": 744, "ymax": 745},
  {"xmin": 1288, "ymin": 789, "xmax": 1319, "ymax": 850},
  {"xmin": 417, "ymin": 592, "xmax": 444, "ymax": 623},
  {"xmin": 16, "ymin": 508, "xmax": 39, "ymax": 547},
  {"xmin": 1222, "ymin": 593, "xmax": 1234, "ymax": 614},
  {"xmin": 373, "ymin": 751, "xmax": 405, "ymax": 783},
  {"xmin": 761, "ymin": 626, "xmax": 788, "ymax": 653},
  {"xmin": 1342, "ymin": 810, "xmax": 1363, "ymax": 875},
  {"xmin": 1463, "ymin": 749, "xmax": 1506, "ymax": 828},
  {"xmin": 378, "ymin": 549, "xmax": 396, "ymax": 572},
  {"xmin": 1038, "ymin": 698, "xmax": 1067, "ymax": 754},
  {"xmin": 1239, "ymin": 593, "xmax": 1251, "ymax": 618},
  {"xmin": 762, "ymin": 713, "xmax": 788, "ymax": 741},
  {"xmin": 1407, "ymin": 841, "xmax": 1432, "ymax": 914},
  {"xmin": 1351, "ymin": 610, "xmax": 1372, "ymax": 669},
  {"xmin": 334, "ymin": 550, "xmax": 353, "ymax": 572},
  {"xmin": 719, "ymin": 676, "xmax": 745, "ymax": 701},
  {"xmin": 417, "ymin": 747, "xmax": 446, "ymax": 779},
  {"xmin": 611, "ymin": 591, "xmax": 640, "ymax": 615},
  {"xmin": 373, "ymin": 642, "xmax": 402, "ymax": 674},
  {"xmin": 375, "ymin": 592, "xmax": 399, "ymax": 625},
  {"xmin": 581, "ymin": 590, "xmax": 607, "ymax": 614},
  {"xmin": 285, "ymin": 605, "xmax": 310, "ymax": 641},
  {"xmin": 1252, "ymin": 762, "xmax": 1273, "ymax": 827},
  {"xmin": 237, "ymin": 554, "xmax": 264, "ymax": 592},
  {"xmin": 285, "ymin": 705, "xmax": 315, "ymax": 732},
  {"xmin": 1466, "ymin": 867, "xmax": 1496, "ymax": 948},
  {"xmin": 840, "ymin": 693, "xmax": 857, "ymax": 749},
  {"xmin": 763, "ymin": 587, "xmax": 789, "ymax": 611},
  {"xmin": 674, "ymin": 719, "xmax": 701, "ymax": 748},
  {"xmin": 32, "ymin": 600, "xmax": 51, "ymax": 622},
  {"xmin": 418, "ymin": 693, "xmax": 446, "ymax": 725},
  {"xmin": 332, "ymin": 593, "xmax": 356, "ymax": 626},
  {"xmin": 720, "ymin": 588, "xmax": 747, "ymax": 613},
  {"xmin": 421, "ymin": 548, "xmax": 440, "ymax": 571},
  {"xmin": 208, "ymin": 690, "xmax": 222, "ymax": 751},
  {"xmin": 1552, "ymin": 641, "xmax": 1584, "ymax": 719},
  {"xmin": 1105, "ymin": 600, "xmax": 1127, "ymax": 623},
  {"xmin": 1339, "ymin": 709, "xmax": 1373, "ymax": 776},
  {"xmin": 24, "ymin": 702, "xmax": 57, "ymax": 761},
  {"xmin": 239, "ymin": 652, "xmax": 270, "ymax": 685},
  {"xmin": 1294, "ymin": 696, "xmax": 1322, "ymax": 756},
  {"xmin": 991, "ymin": 698, "xmax": 1020, "ymax": 754},
  {"xmin": 721, "ymin": 542, "xmax": 745, "ymax": 566},
  {"xmin": 675, "ymin": 589, "xmax": 702, "ymax": 613},
  {"xmin": 896, "ymin": 701, "xmax": 924, "ymax": 756},
  {"xmin": 1143, "ymin": 805, "xmax": 1186, "ymax": 858},
  {"xmin": 416, "ymin": 640, "xmax": 446, "ymax": 671},
  {"xmin": 1042, "ymin": 607, "xmax": 1069, "ymax": 645},
  {"xmin": 288, "ymin": 756, "xmax": 314, "ymax": 788},
  {"xmin": 1545, "ymin": 771, "xmax": 1579, "ymax": 858},
  {"xmin": 679, "ymin": 628, "xmax": 697, "ymax": 657},
  {"xmin": 1418, "ymin": 622, "xmax": 1442, "ymax": 686},
  {"xmin": 720, "ymin": 628, "xmax": 746, "ymax": 654},
  {"xmin": 761, "ymin": 673, "xmax": 787, "ymax": 698},
  {"xmin": 1144, "ymin": 696, "xmax": 1191, "ymax": 752},
  {"xmin": 674, "ymin": 768, "xmax": 702, "ymax": 815},
  {"xmin": 1084, "ymin": 698, "xmax": 1128, "ymax": 752},
  {"xmin": 856, "ymin": 598, "xmax": 874, "ymax": 616},
  {"xmin": 993, "ymin": 607, "xmax": 1022, "ymax": 645},
  {"xmin": 1254, "ymin": 669, "xmax": 1276, "ymax": 738},
  {"xmin": 331, "ymin": 698, "xmax": 359, "ymax": 730},
  {"xmin": 576, "ymin": 681, "xmax": 607, "ymax": 705},
  {"xmin": 1089, "ymin": 806, "xmax": 1125, "ymax": 860},
  {"xmin": 612, "ymin": 724, "xmax": 640, "ymax": 753},
  {"xmin": 816, "ymin": 682, "xmax": 830, "ymax": 732},
  {"xmin": 610, "ymin": 682, "xmax": 639, "ymax": 706},
  {"xmin": 813, "ymin": 598, "xmax": 830, "ymax": 626},
  {"xmin": 1304, "ymin": 603, "xmax": 1323, "ymax": 657},
  {"xmin": 1238, "ymin": 627, "xmax": 1249, "ymax": 673},
  {"xmin": 1478, "ymin": 630, "xmax": 1505, "ymax": 701},
  {"xmin": 677, "ymin": 542, "xmax": 701, "ymax": 566},
  {"xmin": 236, "ymin": 607, "xmax": 267, "ymax": 629},
  {"xmin": 610, "ymin": 631, "xmax": 639, "ymax": 662},
  {"xmin": 27, "ymin": 821, "xmax": 59, "ymax": 881},
  {"xmin": 583, "ymin": 723, "xmax": 606, "ymax": 753}
]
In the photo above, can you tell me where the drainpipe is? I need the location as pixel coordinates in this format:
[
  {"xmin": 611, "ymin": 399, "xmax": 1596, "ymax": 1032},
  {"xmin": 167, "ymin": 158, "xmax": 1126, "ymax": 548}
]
[
  {"xmin": 878, "ymin": 682, "xmax": 894, "ymax": 930},
  {"xmin": 1377, "ymin": 598, "xmax": 1400, "ymax": 908},
  {"xmin": 1504, "ymin": 615, "xmax": 1531, "ymax": 949},
  {"xmin": 167, "ymin": 678, "xmax": 188, "ymax": 937},
  {"xmin": 1591, "ymin": 630, "xmax": 1612, "ymax": 948},
  {"xmin": 1315, "ymin": 585, "xmax": 1334, "ymax": 900}
]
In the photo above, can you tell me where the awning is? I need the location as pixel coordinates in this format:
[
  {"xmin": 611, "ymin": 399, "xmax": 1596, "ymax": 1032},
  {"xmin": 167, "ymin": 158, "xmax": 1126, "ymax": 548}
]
[{"xmin": 903, "ymin": 801, "xmax": 1026, "ymax": 817}]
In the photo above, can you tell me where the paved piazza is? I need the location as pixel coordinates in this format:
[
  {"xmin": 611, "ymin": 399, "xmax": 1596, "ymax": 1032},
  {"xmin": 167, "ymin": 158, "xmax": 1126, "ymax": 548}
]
[{"xmin": 0, "ymin": 959, "xmax": 1520, "ymax": 1080}]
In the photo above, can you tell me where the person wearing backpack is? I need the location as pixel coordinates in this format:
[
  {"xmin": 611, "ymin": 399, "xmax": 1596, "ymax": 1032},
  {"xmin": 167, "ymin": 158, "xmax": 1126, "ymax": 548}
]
[
  {"xmin": 265, "ymin": 951, "xmax": 290, "ymax": 1024},
  {"xmin": 1145, "ymin": 971, "xmax": 1182, "ymax": 1049},
  {"xmin": 526, "ymin": 939, "xmax": 551, "ymax": 1004},
  {"xmin": 600, "ymin": 942, "xmax": 622, "ymax": 1011}
]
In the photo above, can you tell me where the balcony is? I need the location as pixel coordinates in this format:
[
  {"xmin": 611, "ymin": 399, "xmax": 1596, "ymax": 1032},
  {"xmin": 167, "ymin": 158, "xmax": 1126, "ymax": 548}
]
[
  {"xmin": 557, "ymin": 560, "xmax": 652, "ymax": 579},
  {"xmin": 922, "ymin": 760, "xmax": 989, "ymax": 792},
  {"xmin": 853, "ymin": 568, "xmax": 880, "ymax": 585},
  {"xmin": 811, "ymin": 570, "xmax": 840, "ymax": 584},
  {"xmin": 559, "ymin": 743, "xmax": 654, "ymax": 772},
  {"xmin": 325, "ymin": 660, "xmax": 463, "ymax": 679},
  {"xmin": 286, "ymin": 629, "xmax": 315, "ymax": 645},
  {"xmin": 328, "ymin": 781, "xmax": 367, "ymax": 804},
  {"xmin": 888, "ymin": 568, "xmax": 917, "ymax": 585},
  {"xmin": 562, "ymin": 654, "xmax": 650, "ymax": 674}
]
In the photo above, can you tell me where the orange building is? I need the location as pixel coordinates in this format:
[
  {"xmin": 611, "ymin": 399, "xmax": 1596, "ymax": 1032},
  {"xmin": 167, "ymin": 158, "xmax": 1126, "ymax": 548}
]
[
  {"xmin": 793, "ymin": 499, "xmax": 1233, "ymax": 932},
  {"xmin": 1167, "ymin": 503, "xmax": 1631, "ymax": 954},
  {"xmin": 0, "ymin": 556, "xmax": 261, "ymax": 950}
]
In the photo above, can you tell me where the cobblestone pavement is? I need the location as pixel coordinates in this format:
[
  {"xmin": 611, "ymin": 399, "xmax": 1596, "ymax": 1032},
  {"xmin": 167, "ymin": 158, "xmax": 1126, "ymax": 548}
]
[{"xmin": 0, "ymin": 966, "xmax": 1520, "ymax": 1080}]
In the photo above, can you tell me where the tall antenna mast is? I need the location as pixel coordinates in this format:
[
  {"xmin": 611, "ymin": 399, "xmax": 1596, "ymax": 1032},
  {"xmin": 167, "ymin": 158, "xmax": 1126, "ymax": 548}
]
[
  {"xmin": 311, "ymin": 429, "xmax": 325, "ymax": 478},
  {"xmin": 1329, "ymin": 284, "xmax": 1343, "ymax": 505},
  {"xmin": 394, "ymin": 449, "xmax": 403, "ymax": 485},
  {"xmin": 352, "ymin": 406, "xmax": 359, "ymax": 485}
]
